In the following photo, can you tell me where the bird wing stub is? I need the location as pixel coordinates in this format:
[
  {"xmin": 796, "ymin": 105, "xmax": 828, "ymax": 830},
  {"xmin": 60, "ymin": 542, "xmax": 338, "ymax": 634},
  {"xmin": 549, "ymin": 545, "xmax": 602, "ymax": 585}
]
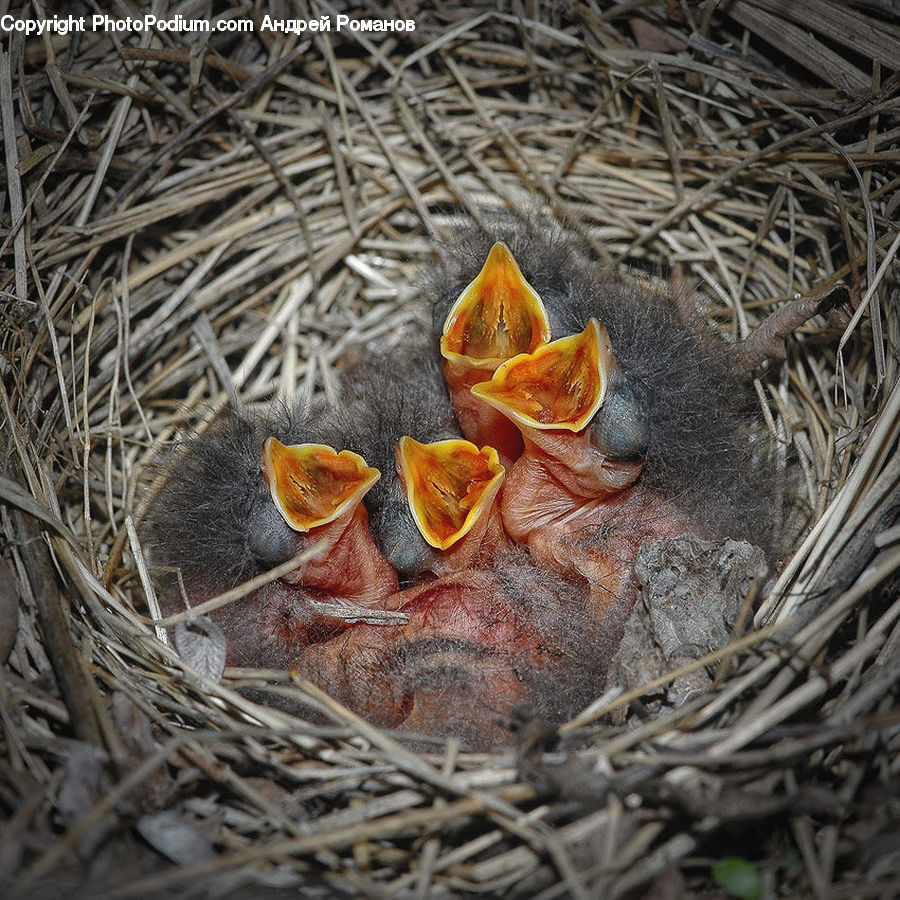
[
  {"xmin": 261, "ymin": 437, "xmax": 380, "ymax": 532},
  {"xmin": 396, "ymin": 436, "xmax": 505, "ymax": 550},
  {"xmin": 471, "ymin": 318, "xmax": 614, "ymax": 432},
  {"xmin": 441, "ymin": 241, "xmax": 551, "ymax": 369}
]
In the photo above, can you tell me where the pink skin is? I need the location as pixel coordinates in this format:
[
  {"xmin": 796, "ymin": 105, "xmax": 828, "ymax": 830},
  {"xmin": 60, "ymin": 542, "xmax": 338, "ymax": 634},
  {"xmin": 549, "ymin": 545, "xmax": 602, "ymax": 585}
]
[
  {"xmin": 280, "ymin": 504, "xmax": 399, "ymax": 605},
  {"xmin": 175, "ymin": 565, "xmax": 581, "ymax": 748},
  {"xmin": 442, "ymin": 360, "xmax": 525, "ymax": 467},
  {"xmin": 291, "ymin": 570, "xmax": 573, "ymax": 749},
  {"xmin": 162, "ymin": 502, "xmax": 400, "ymax": 670},
  {"xmin": 500, "ymin": 425, "xmax": 704, "ymax": 624},
  {"xmin": 468, "ymin": 318, "xmax": 693, "ymax": 628},
  {"xmin": 168, "ymin": 509, "xmax": 609, "ymax": 747}
]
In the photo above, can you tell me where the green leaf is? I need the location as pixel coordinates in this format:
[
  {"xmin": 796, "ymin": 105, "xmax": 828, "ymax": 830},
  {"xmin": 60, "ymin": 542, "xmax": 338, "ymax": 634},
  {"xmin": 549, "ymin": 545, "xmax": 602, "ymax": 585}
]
[{"xmin": 712, "ymin": 857, "xmax": 761, "ymax": 900}]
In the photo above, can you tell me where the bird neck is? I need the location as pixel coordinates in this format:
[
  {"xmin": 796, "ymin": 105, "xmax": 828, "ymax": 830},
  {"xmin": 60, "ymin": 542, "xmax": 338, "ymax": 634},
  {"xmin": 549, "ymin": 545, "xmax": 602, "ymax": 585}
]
[
  {"xmin": 442, "ymin": 359, "xmax": 524, "ymax": 467},
  {"xmin": 287, "ymin": 505, "xmax": 399, "ymax": 606},
  {"xmin": 519, "ymin": 429, "xmax": 643, "ymax": 500}
]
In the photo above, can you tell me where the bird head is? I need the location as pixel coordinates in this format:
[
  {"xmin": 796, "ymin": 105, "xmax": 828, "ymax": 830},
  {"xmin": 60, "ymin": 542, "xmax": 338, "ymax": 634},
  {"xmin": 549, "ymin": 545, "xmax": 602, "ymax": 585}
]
[
  {"xmin": 395, "ymin": 436, "xmax": 505, "ymax": 558},
  {"xmin": 440, "ymin": 241, "xmax": 550, "ymax": 373},
  {"xmin": 471, "ymin": 318, "xmax": 647, "ymax": 497},
  {"xmin": 261, "ymin": 437, "xmax": 380, "ymax": 536},
  {"xmin": 260, "ymin": 437, "xmax": 397, "ymax": 602}
]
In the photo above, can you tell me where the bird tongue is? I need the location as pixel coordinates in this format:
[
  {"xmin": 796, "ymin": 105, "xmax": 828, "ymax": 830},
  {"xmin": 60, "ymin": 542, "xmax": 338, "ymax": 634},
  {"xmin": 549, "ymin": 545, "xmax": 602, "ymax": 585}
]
[
  {"xmin": 471, "ymin": 318, "xmax": 614, "ymax": 431},
  {"xmin": 261, "ymin": 437, "xmax": 380, "ymax": 532},
  {"xmin": 440, "ymin": 241, "xmax": 550, "ymax": 370},
  {"xmin": 396, "ymin": 437, "xmax": 505, "ymax": 550}
]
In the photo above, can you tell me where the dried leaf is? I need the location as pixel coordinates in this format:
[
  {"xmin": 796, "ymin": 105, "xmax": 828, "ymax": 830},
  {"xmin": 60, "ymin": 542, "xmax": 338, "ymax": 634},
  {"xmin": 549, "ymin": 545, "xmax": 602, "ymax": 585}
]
[
  {"xmin": 174, "ymin": 616, "xmax": 227, "ymax": 683},
  {"xmin": 609, "ymin": 536, "xmax": 768, "ymax": 710},
  {"xmin": 135, "ymin": 809, "xmax": 215, "ymax": 865},
  {"xmin": 636, "ymin": 537, "xmax": 767, "ymax": 658}
]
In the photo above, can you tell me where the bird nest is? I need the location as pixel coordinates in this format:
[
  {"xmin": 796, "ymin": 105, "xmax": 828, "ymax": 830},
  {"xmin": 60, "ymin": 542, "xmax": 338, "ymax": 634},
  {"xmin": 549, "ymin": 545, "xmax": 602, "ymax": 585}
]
[{"xmin": 2, "ymin": 2, "xmax": 899, "ymax": 897}]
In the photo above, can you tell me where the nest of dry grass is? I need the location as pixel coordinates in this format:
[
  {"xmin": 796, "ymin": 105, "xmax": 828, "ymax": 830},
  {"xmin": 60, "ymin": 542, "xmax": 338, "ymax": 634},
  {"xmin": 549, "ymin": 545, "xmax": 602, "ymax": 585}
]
[{"xmin": 2, "ymin": 2, "xmax": 899, "ymax": 897}]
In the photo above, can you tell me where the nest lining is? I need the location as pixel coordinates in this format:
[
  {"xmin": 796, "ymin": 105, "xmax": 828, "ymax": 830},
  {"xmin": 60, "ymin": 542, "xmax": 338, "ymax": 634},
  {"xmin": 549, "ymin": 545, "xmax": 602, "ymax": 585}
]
[{"xmin": 2, "ymin": 2, "xmax": 899, "ymax": 898}]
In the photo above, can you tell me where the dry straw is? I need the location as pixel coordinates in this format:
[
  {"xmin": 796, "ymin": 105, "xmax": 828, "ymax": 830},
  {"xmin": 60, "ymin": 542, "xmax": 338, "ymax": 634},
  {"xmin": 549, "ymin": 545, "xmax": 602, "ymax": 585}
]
[{"xmin": 1, "ymin": 2, "xmax": 898, "ymax": 897}]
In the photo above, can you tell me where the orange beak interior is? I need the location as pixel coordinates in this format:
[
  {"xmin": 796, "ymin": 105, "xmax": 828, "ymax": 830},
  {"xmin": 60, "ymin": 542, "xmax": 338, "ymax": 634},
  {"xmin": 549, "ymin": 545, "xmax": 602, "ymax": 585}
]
[
  {"xmin": 261, "ymin": 437, "xmax": 380, "ymax": 532},
  {"xmin": 396, "ymin": 437, "xmax": 505, "ymax": 550},
  {"xmin": 471, "ymin": 318, "xmax": 614, "ymax": 432},
  {"xmin": 440, "ymin": 242, "xmax": 550, "ymax": 368}
]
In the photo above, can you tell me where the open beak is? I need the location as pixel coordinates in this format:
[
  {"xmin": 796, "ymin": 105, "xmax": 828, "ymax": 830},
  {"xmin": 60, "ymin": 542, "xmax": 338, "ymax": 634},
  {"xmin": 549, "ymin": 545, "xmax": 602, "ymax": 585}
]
[
  {"xmin": 396, "ymin": 437, "xmax": 505, "ymax": 551},
  {"xmin": 261, "ymin": 437, "xmax": 380, "ymax": 532},
  {"xmin": 471, "ymin": 318, "xmax": 615, "ymax": 432},
  {"xmin": 441, "ymin": 242, "xmax": 550, "ymax": 370}
]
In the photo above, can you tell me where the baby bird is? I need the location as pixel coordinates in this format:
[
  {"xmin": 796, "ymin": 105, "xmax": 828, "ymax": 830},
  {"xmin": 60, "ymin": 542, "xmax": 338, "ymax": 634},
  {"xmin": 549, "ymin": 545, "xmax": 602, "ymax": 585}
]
[
  {"xmin": 429, "ymin": 215, "xmax": 776, "ymax": 543},
  {"xmin": 143, "ymin": 327, "xmax": 513, "ymax": 670},
  {"xmin": 472, "ymin": 319, "xmax": 715, "ymax": 628},
  {"xmin": 143, "ymin": 408, "xmax": 399, "ymax": 668},
  {"xmin": 326, "ymin": 330, "xmax": 512, "ymax": 580},
  {"xmin": 433, "ymin": 242, "xmax": 551, "ymax": 465},
  {"xmin": 428, "ymin": 216, "xmax": 777, "ymax": 631}
]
